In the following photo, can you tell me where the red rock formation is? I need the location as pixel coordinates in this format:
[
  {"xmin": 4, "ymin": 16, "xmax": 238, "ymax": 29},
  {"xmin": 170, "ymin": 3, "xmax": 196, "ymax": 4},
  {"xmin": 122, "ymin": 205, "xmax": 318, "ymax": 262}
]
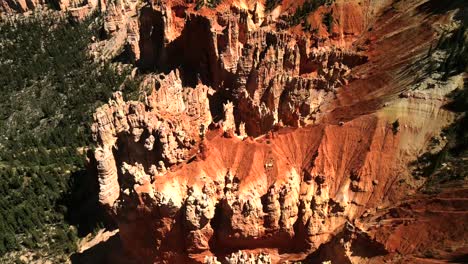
[{"xmin": 90, "ymin": 0, "xmax": 468, "ymax": 263}]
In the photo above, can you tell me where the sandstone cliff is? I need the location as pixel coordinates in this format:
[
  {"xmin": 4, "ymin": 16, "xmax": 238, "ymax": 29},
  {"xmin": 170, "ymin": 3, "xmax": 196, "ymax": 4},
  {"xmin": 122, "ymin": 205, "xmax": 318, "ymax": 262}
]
[{"xmin": 89, "ymin": 0, "xmax": 467, "ymax": 263}]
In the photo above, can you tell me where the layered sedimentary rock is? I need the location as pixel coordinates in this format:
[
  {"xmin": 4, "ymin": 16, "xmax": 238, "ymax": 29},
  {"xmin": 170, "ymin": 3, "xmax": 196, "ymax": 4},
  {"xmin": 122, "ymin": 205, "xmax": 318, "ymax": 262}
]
[
  {"xmin": 97, "ymin": 0, "xmax": 370, "ymax": 136},
  {"xmin": 90, "ymin": 0, "xmax": 467, "ymax": 263}
]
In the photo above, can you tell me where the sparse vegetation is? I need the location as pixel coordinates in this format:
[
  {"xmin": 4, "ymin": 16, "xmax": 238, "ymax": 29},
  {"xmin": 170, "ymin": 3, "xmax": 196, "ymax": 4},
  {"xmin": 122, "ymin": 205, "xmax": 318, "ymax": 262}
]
[
  {"xmin": 302, "ymin": 19, "xmax": 312, "ymax": 31},
  {"xmin": 195, "ymin": 0, "xmax": 204, "ymax": 10},
  {"xmin": 265, "ymin": 0, "xmax": 282, "ymax": 12},
  {"xmin": 427, "ymin": 25, "xmax": 467, "ymax": 80},
  {"xmin": 207, "ymin": 0, "xmax": 221, "ymax": 8},
  {"xmin": 413, "ymin": 22, "xmax": 467, "ymax": 189},
  {"xmin": 288, "ymin": 0, "xmax": 334, "ymax": 26},
  {"xmin": 195, "ymin": 0, "xmax": 221, "ymax": 10}
]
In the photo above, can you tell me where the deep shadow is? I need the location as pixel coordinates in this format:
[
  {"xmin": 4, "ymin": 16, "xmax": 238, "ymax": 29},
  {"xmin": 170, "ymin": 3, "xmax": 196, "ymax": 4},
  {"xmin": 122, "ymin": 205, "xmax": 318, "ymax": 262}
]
[
  {"xmin": 208, "ymin": 90, "xmax": 230, "ymax": 122},
  {"xmin": 207, "ymin": 202, "xmax": 224, "ymax": 251},
  {"xmin": 137, "ymin": 8, "xmax": 220, "ymax": 87},
  {"xmin": 112, "ymin": 44, "xmax": 136, "ymax": 64},
  {"xmin": 138, "ymin": 6, "xmax": 164, "ymax": 71},
  {"xmin": 449, "ymin": 254, "xmax": 468, "ymax": 263},
  {"xmin": 59, "ymin": 151, "xmax": 116, "ymax": 237},
  {"xmin": 350, "ymin": 232, "xmax": 389, "ymax": 258},
  {"xmin": 70, "ymin": 232, "xmax": 136, "ymax": 264},
  {"xmin": 163, "ymin": 15, "xmax": 219, "ymax": 87},
  {"xmin": 417, "ymin": 0, "xmax": 468, "ymax": 16},
  {"xmin": 302, "ymin": 224, "xmax": 387, "ymax": 264}
]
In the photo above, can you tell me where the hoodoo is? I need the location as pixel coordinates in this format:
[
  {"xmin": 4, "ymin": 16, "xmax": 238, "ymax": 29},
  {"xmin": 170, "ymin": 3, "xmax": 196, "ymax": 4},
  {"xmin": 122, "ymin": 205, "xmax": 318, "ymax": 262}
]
[
  {"xmin": 88, "ymin": 0, "xmax": 468, "ymax": 263},
  {"xmin": 1, "ymin": 0, "xmax": 466, "ymax": 263}
]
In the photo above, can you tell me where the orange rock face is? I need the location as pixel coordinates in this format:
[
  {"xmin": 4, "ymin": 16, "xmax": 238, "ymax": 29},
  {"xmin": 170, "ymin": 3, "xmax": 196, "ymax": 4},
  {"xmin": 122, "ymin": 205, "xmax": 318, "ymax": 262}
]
[{"xmin": 90, "ymin": 0, "xmax": 467, "ymax": 263}]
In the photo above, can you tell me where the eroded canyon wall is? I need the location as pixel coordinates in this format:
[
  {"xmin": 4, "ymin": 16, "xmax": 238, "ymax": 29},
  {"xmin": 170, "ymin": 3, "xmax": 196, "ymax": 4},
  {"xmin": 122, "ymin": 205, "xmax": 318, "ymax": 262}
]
[{"xmin": 89, "ymin": 0, "xmax": 467, "ymax": 263}]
